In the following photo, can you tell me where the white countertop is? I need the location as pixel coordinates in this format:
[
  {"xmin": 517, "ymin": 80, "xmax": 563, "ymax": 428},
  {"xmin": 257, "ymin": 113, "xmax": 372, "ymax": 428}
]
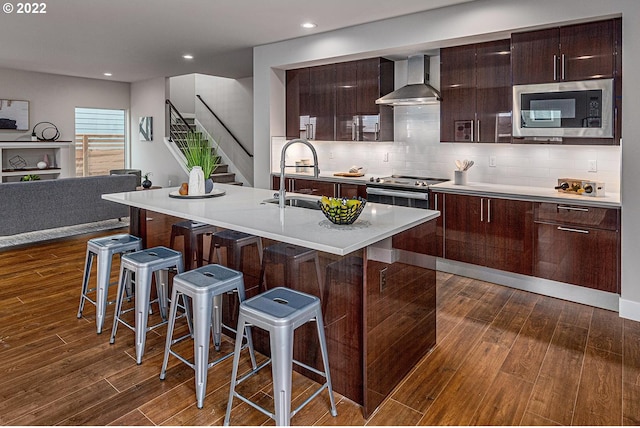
[
  {"xmin": 431, "ymin": 181, "xmax": 621, "ymax": 208},
  {"xmin": 102, "ymin": 183, "xmax": 439, "ymax": 256}
]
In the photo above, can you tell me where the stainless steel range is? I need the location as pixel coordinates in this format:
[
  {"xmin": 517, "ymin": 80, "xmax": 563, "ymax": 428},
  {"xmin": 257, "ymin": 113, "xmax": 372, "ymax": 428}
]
[{"xmin": 366, "ymin": 175, "xmax": 449, "ymax": 209}]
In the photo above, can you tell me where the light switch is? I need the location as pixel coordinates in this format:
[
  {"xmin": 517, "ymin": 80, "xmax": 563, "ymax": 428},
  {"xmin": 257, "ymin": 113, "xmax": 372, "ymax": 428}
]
[{"xmin": 588, "ymin": 160, "xmax": 597, "ymax": 172}]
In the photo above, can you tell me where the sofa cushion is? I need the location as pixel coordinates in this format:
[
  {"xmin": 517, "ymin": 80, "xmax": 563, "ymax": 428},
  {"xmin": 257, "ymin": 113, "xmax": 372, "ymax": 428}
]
[{"xmin": 0, "ymin": 174, "xmax": 137, "ymax": 236}]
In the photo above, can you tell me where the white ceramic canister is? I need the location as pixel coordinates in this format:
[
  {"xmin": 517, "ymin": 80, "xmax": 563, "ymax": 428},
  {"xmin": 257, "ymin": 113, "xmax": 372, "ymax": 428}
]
[{"xmin": 188, "ymin": 166, "xmax": 205, "ymax": 195}]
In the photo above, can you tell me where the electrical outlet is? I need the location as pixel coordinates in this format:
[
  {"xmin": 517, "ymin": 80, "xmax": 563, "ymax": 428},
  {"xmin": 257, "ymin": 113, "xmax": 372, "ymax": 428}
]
[
  {"xmin": 379, "ymin": 267, "xmax": 388, "ymax": 292},
  {"xmin": 329, "ymin": 151, "xmax": 334, "ymax": 159},
  {"xmin": 489, "ymin": 156, "xmax": 497, "ymax": 167},
  {"xmin": 383, "ymin": 152, "xmax": 389, "ymax": 162},
  {"xmin": 588, "ymin": 160, "xmax": 597, "ymax": 172}
]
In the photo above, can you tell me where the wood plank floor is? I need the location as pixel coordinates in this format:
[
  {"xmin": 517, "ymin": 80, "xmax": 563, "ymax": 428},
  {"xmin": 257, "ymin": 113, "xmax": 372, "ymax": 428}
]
[{"xmin": 1, "ymin": 214, "xmax": 639, "ymax": 425}]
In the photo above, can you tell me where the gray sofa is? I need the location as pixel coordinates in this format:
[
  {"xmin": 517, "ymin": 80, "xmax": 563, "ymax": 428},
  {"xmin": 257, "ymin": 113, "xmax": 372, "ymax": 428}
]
[{"xmin": 0, "ymin": 174, "xmax": 137, "ymax": 236}]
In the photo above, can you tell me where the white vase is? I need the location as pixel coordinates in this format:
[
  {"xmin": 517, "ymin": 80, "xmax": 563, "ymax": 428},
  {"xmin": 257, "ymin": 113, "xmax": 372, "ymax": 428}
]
[{"xmin": 188, "ymin": 166, "xmax": 205, "ymax": 196}]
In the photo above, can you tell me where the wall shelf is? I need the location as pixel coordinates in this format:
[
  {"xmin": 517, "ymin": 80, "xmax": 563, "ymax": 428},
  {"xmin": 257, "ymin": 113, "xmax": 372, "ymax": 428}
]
[{"xmin": 0, "ymin": 141, "xmax": 73, "ymax": 182}]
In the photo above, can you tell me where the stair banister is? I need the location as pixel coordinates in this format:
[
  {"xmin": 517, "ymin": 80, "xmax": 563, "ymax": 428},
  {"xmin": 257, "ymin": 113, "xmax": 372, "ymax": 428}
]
[{"xmin": 196, "ymin": 94, "xmax": 253, "ymax": 158}]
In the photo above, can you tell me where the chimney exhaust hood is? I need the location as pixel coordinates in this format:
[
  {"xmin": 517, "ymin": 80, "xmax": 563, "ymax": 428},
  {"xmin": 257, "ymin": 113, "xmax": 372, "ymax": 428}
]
[{"xmin": 376, "ymin": 55, "xmax": 442, "ymax": 106}]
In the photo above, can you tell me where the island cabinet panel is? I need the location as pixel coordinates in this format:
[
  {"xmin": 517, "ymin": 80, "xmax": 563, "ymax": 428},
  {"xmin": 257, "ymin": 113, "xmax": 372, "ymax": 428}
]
[
  {"xmin": 533, "ymin": 203, "xmax": 620, "ymax": 293},
  {"xmin": 442, "ymin": 193, "xmax": 534, "ymax": 275},
  {"xmin": 364, "ymin": 221, "xmax": 437, "ymax": 417},
  {"xmin": 512, "ymin": 19, "xmax": 616, "ymax": 85},
  {"xmin": 440, "ymin": 40, "xmax": 511, "ymax": 143}
]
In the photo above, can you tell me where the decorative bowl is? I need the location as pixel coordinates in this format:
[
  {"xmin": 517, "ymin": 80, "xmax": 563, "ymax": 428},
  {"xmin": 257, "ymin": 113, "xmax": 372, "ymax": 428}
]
[{"xmin": 318, "ymin": 196, "xmax": 366, "ymax": 225}]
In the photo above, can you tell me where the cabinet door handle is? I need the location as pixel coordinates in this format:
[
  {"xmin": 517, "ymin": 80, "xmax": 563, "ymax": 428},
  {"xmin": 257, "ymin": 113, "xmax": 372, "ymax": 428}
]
[
  {"xmin": 434, "ymin": 194, "xmax": 438, "ymax": 210},
  {"xmin": 352, "ymin": 122, "xmax": 357, "ymax": 141},
  {"xmin": 561, "ymin": 54, "xmax": 566, "ymax": 80},
  {"xmin": 487, "ymin": 199, "xmax": 491, "ymax": 223},
  {"xmin": 476, "ymin": 120, "xmax": 480, "ymax": 142},
  {"xmin": 553, "ymin": 54, "xmax": 557, "ymax": 81},
  {"xmin": 558, "ymin": 226, "xmax": 589, "ymax": 234},
  {"xmin": 558, "ymin": 205, "xmax": 589, "ymax": 212},
  {"xmin": 309, "ymin": 123, "xmax": 315, "ymax": 140},
  {"xmin": 375, "ymin": 122, "xmax": 380, "ymax": 141},
  {"xmin": 480, "ymin": 198, "xmax": 484, "ymax": 222}
]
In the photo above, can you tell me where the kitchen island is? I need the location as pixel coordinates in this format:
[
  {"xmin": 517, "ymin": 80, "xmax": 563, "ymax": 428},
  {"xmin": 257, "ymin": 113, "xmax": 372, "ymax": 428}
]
[{"xmin": 103, "ymin": 183, "xmax": 440, "ymax": 418}]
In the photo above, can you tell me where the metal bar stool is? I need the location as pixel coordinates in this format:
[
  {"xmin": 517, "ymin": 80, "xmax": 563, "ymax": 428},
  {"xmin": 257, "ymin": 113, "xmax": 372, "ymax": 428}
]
[
  {"xmin": 109, "ymin": 246, "xmax": 184, "ymax": 364},
  {"xmin": 208, "ymin": 229, "xmax": 263, "ymax": 271},
  {"xmin": 77, "ymin": 233, "xmax": 142, "ymax": 334},
  {"xmin": 224, "ymin": 287, "xmax": 337, "ymax": 426},
  {"xmin": 169, "ymin": 220, "xmax": 217, "ymax": 271},
  {"xmin": 258, "ymin": 243, "xmax": 323, "ymax": 296},
  {"xmin": 159, "ymin": 264, "xmax": 257, "ymax": 409}
]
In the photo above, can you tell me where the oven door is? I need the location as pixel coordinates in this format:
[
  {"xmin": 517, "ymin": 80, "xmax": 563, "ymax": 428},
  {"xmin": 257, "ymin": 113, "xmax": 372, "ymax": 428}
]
[{"xmin": 365, "ymin": 187, "xmax": 430, "ymax": 209}]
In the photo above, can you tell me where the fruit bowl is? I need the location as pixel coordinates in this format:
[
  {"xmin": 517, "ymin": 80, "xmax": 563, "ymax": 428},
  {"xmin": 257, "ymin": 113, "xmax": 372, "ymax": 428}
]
[{"xmin": 318, "ymin": 196, "xmax": 366, "ymax": 225}]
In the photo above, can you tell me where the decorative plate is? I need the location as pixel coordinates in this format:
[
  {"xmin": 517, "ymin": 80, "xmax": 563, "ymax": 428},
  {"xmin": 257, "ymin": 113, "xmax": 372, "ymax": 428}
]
[{"xmin": 169, "ymin": 189, "xmax": 226, "ymax": 199}]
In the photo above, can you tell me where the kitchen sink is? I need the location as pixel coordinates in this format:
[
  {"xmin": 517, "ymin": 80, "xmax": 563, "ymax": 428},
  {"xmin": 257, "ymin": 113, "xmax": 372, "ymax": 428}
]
[{"xmin": 261, "ymin": 196, "xmax": 321, "ymax": 210}]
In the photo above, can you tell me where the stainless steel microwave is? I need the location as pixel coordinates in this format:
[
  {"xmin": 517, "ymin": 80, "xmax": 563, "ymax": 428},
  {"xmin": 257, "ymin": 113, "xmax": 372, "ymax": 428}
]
[{"xmin": 513, "ymin": 79, "xmax": 613, "ymax": 139}]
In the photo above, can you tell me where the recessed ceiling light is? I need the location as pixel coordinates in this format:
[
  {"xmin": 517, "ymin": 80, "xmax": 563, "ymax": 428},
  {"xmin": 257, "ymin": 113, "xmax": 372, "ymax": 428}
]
[
  {"xmin": 103, "ymin": 72, "xmax": 112, "ymax": 77},
  {"xmin": 182, "ymin": 54, "xmax": 194, "ymax": 60},
  {"xmin": 301, "ymin": 22, "xmax": 317, "ymax": 29}
]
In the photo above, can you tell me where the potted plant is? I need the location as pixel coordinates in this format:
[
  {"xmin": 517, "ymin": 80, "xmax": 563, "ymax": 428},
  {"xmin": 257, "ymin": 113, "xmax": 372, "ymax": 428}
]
[
  {"xmin": 20, "ymin": 174, "xmax": 41, "ymax": 181},
  {"xmin": 182, "ymin": 131, "xmax": 219, "ymax": 193},
  {"xmin": 142, "ymin": 172, "xmax": 153, "ymax": 189}
]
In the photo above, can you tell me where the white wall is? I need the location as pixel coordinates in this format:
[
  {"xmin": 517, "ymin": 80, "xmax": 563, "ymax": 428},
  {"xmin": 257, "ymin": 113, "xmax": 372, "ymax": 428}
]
[
  {"xmin": 0, "ymin": 67, "xmax": 130, "ymax": 171},
  {"xmin": 254, "ymin": 0, "xmax": 640, "ymax": 319},
  {"xmin": 130, "ymin": 77, "xmax": 186, "ymax": 187},
  {"xmin": 194, "ymin": 74, "xmax": 254, "ymax": 183},
  {"xmin": 168, "ymin": 74, "xmax": 196, "ymax": 115}
]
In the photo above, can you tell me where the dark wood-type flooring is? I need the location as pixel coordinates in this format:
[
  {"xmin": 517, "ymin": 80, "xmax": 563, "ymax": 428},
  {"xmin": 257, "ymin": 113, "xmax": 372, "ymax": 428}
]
[{"xmin": 1, "ymin": 212, "xmax": 639, "ymax": 425}]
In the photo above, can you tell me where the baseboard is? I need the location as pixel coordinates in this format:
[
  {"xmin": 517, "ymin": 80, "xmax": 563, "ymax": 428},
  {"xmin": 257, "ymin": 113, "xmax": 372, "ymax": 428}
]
[
  {"xmin": 619, "ymin": 299, "xmax": 640, "ymax": 322},
  {"xmin": 437, "ymin": 258, "xmax": 620, "ymax": 312}
]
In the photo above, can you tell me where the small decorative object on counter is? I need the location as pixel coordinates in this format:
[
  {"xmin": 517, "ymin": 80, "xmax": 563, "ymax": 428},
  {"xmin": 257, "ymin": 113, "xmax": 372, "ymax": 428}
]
[
  {"xmin": 555, "ymin": 178, "xmax": 605, "ymax": 197},
  {"xmin": 454, "ymin": 159, "xmax": 473, "ymax": 185},
  {"xmin": 318, "ymin": 196, "xmax": 366, "ymax": 225},
  {"xmin": 454, "ymin": 170, "xmax": 467, "ymax": 185},
  {"xmin": 142, "ymin": 172, "xmax": 153, "ymax": 189},
  {"xmin": 188, "ymin": 166, "xmax": 205, "ymax": 196},
  {"xmin": 37, "ymin": 161, "xmax": 48, "ymax": 169}
]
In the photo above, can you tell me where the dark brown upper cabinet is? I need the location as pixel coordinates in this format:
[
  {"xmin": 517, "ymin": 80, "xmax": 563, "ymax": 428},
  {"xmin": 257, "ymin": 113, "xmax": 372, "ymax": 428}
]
[
  {"xmin": 286, "ymin": 65, "xmax": 335, "ymax": 141},
  {"xmin": 512, "ymin": 19, "xmax": 617, "ymax": 85},
  {"xmin": 287, "ymin": 57, "xmax": 393, "ymax": 142},
  {"xmin": 335, "ymin": 58, "xmax": 394, "ymax": 141},
  {"xmin": 440, "ymin": 39, "xmax": 511, "ymax": 143}
]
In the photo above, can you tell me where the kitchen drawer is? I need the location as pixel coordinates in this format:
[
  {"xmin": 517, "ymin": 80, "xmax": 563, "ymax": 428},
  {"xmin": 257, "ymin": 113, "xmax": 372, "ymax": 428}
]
[{"xmin": 534, "ymin": 203, "xmax": 619, "ymax": 231}]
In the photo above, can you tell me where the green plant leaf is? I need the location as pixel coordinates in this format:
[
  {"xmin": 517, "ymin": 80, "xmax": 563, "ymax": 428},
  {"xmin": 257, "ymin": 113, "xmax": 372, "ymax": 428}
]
[{"xmin": 182, "ymin": 131, "xmax": 219, "ymax": 178}]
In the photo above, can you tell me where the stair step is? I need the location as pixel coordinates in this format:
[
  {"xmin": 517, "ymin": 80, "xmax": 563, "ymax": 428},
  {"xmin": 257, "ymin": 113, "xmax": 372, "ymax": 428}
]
[
  {"xmin": 210, "ymin": 172, "xmax": 237, "ymax": 183},
  {"xmin": 213, "ymin": 164, "xmax": 228, "ymax": 174}
]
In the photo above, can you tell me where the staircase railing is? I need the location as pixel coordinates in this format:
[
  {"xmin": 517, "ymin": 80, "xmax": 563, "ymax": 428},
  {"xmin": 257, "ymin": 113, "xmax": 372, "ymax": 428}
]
[
  {"xmin": 166, "ymin": 99, "xmax": 194, "ymax": 148},
  {"xmin": 196, "ymin": 94, "xmax": 253, "ymax": 158}
]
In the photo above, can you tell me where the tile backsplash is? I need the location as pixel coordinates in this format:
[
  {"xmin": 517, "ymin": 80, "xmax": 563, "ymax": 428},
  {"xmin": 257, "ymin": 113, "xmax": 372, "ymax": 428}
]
[{"xmin": 272, "ymin": 104, "xmax": 621, "ymax": 193}]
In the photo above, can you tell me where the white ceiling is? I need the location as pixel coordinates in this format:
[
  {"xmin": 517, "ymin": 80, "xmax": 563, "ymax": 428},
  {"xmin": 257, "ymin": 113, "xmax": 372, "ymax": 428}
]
[{"xmin": 0, "ymin": 0, "xmax": 475, "ymax": 82}]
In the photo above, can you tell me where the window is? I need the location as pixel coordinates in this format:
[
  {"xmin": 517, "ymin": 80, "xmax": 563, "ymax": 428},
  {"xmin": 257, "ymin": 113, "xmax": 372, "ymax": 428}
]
[{"xmin": 75, "ymin": 108, "xmax": 126, "ymax": 176}]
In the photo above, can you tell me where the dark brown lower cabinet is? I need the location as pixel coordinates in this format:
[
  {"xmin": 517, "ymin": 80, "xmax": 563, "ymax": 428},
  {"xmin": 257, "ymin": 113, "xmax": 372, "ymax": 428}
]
[
  {"xmin": 271, "ymin": 175, "xmax": 366, "ymax": 199},
  {"xmin": 533, "ymin": 203, "xmax": 620, "ymax": 293},
  {"xmin": 442, "ymin": 192, "xmax": 533, "ymax": 275}
]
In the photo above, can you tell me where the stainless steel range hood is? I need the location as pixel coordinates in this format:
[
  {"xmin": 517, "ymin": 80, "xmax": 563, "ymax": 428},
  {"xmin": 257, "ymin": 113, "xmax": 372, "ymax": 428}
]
[{"xmin": 376, "ymin": 55, "xmax": 442, "ymax": 106}]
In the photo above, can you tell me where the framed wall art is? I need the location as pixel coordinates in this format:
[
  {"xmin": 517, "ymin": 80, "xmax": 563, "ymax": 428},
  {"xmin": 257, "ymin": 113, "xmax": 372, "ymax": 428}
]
[
  {"xmin": 139, "ymin": 116, "xmax": 153, "ymax": 141},
  {"xmin": 0, "ymin": 99, "xmax": 29, "ymax": 131}
]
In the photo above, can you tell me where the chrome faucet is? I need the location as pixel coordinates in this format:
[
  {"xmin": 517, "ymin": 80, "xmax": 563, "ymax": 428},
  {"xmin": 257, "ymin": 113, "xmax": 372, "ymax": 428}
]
[{"xmin": 279, "ymin": 138, "xmax": 320, "ymax": 209}]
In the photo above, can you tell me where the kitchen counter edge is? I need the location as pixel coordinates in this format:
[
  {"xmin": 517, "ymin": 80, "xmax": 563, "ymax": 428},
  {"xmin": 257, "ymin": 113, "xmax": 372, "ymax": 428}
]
[{"xmin": 431, "ymin": 181, "xmax": 620, "ymax": 208}]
